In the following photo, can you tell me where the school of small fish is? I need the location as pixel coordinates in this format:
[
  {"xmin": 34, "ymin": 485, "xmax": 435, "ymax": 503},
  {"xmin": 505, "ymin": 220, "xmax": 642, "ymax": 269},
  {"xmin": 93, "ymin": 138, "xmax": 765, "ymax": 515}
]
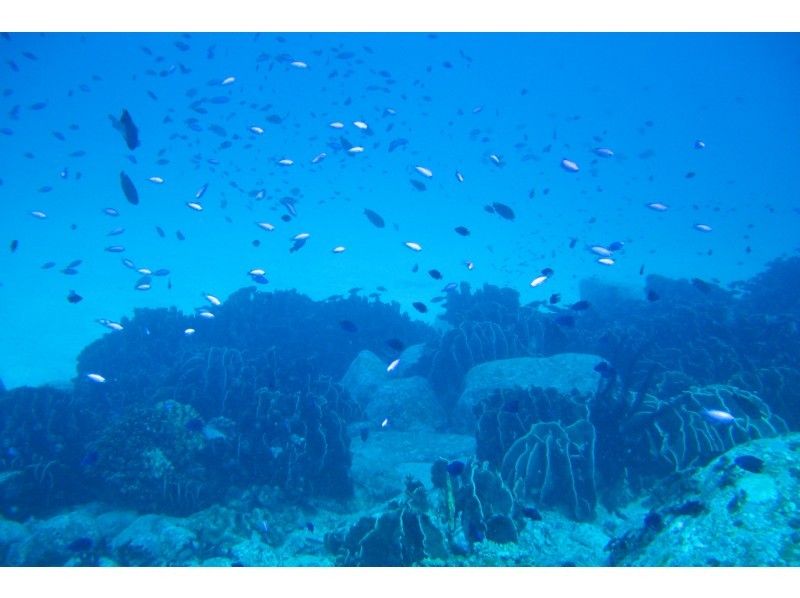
[{"xmin": 1, "ymin": 32, "xmax": 742, "ymax": 426}]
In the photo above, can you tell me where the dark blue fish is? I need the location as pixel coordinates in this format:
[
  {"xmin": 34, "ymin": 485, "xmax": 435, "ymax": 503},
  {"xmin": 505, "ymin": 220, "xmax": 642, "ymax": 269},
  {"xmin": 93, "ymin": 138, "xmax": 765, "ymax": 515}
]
[
  {"xmin": 109, "ymin": 109, "xmax": 140, "ymax": 151},
  {"xmin": 446, "ymin": 460, "xmax": 466, "ymax": 476},
  {"xmin": 734, "ymin": 455, "xmax": 764, "ymax": 473},
  {"xmin": 250, "ymin": 273, "xmax": 269, "ymax": 284},
  {"xmin": 646, "ymin": 289, "xmax": 660, "ymax": 302},
  {"xmin": 521, "ymin": 506, "xmax": 542, "ymax": 521},
  {"xmin": 571, "ymin": 300, "xmax": 591, "ymax": 311},
  {"xmin": 363, "ymin": 208, "xmax": 385, "ymax": 228},
  {"xmin": 594, "ymin": 361, "xmax": 615, "ymax": 378},
  {"xmin": 410, "ymin": 179, "xmax": 426, "ymax": 191},
  {"xmin": 412, "ymin": 301, "xmax": 428, "ymax": 313},
  {"xmin": 454, "ymin": 226, "xmax": 470, "ymax": 236},
  {"xmin": 428, "ymin": 269, "xmax": 443, "ymax": 280},
  {"xmin": 608, "ymin": 241, "xmax": 625, "ymax": 251},
  {"xmin": 67, "ymin": 290, "xmax": 82, "ymax": 304},
  {"xmin": 61, "ymin": 267, "xmax": 79, "ymax": 275},
  {"xmin": 541, "ymin": 267, "xmax": 554, "ymax": 277},
  {"xmin": 10, "ymin": 239, "xmax": 18, "ymax": 253},
  {"xmin": 359, "ymin": 427, "xmax": 370, "ymax": 442},
  {"xmin": 290, "ymin": 238, "xmax": 307, "ymax": 253},
  {"xmin": 549, "ymin": 293, "xmax": 561, "ymax": 305},
  {"xmin": 386, "ymin": 338, "xmax": 405, "ymax": 352},
  {"xmin": 41, "ymin": 261, "xmax": 56, "ymax": 269},
  {"xmin": 339, "ymin": 136, "xmax": 353, "ymax": 151},
  {"xmin": 119, "ymin": 171, "xmax": 139, "ymax": 205},
  {"xmin": 491, "ymin": 202, "xmax": 515, "ymax": 220}
]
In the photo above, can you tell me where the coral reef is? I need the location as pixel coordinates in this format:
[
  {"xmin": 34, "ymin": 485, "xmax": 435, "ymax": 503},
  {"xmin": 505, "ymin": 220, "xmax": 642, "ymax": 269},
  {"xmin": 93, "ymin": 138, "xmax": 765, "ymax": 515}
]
[
  {"xmin": 499, "ymin": 420, "xmax": 597, "ymax": 522},
  {"xmin": 90, "ymin": 401, "xmax": 215, "ymax": 515},
  {"xmin": 0, "ymin": 386, "xmax": 95, "ymax": 519},
  {"xmin": 325, "ymin": 477, "xmax": 448, "ymax": 566},
  {"xmin": 608, "ymin": 433, "xmax": 800, "ymax": 566},
  {"xmin": 456, "ymin": 354, "xmax": 601, "ymax": 431}
]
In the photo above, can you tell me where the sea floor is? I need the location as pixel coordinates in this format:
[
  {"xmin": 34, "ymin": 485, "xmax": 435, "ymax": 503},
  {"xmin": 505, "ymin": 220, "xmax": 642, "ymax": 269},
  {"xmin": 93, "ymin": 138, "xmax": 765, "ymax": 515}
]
[{"xmin": 2, "ymin": 429, "xmax": 798, "ymax": 566}]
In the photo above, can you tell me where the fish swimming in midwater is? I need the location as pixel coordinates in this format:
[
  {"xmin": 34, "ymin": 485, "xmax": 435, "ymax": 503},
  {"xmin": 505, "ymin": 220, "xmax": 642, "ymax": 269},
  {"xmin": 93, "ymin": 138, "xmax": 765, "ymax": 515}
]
[
  {"xmin": 364, "ymin": 208, "xmax": 385, "ymax": 228},
  {"xmin": 412, "ymin": 301, "xmax": 428, "ymax": 313},
  {"xmin": 428, "ymin": 269, "xmax": 443, "ymax": 280},
  {"xmin": 119, "ymin": 171, "xmax": 139, "ymax": 205},
  {"xmin": 491, "ymin": 202, "xmax": 515, "ymax": 220},
  {"xmin": 109, "ymin": 109, "xmax": 140, "ymax": 150},
  {"xmin": 290, "ymin": 237, "xmax": 308, "ymax": 253}
]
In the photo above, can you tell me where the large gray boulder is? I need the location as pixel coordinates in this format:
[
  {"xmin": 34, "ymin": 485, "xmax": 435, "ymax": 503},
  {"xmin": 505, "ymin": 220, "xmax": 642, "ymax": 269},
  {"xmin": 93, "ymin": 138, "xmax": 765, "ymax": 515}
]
[
  {"xmin": 340, "ymin": 350, "xmax": 388, "ymax": 408},
  {"xmin": 364, "ymin": 376, "xmax": 444, "ymax": 432},
  {"xmin": 454, "ymin": 353, "xmax": 603, "ymax": 431},
  {"xmin": 617, "ymin": 433, "xmax": 800, "ymax": 565}
]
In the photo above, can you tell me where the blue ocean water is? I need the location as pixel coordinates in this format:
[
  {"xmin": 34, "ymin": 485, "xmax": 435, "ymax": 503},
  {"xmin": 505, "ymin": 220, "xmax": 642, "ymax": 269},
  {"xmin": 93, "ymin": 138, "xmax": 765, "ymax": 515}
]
[{"xmin": 0, "ymin": 32, "xmax": 799, "ymax": 566}]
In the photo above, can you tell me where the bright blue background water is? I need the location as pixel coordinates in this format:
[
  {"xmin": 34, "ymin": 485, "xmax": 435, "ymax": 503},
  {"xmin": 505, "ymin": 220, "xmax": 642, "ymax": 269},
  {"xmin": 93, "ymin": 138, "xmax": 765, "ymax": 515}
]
[{"xmin": 1, "ymin": 33, "xmax": 798, "ymax": 388}]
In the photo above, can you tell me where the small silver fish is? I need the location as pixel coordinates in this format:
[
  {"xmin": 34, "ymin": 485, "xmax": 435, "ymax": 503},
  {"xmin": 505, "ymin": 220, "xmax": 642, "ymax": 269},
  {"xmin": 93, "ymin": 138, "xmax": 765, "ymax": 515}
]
[
  {"xmin": 529, "ymin": 275, "xmax": 548, "ymax": 288},
  {"xmin": 704, "ymin": 408, "xmax": 734, "ymax": 424},
  {"xmin": 204, "ymin": 293, "xmax": 222, "ymax": 307},
  {"xmin": 561, "ymin": 158, "xmax": 579, "ymax": 172}
]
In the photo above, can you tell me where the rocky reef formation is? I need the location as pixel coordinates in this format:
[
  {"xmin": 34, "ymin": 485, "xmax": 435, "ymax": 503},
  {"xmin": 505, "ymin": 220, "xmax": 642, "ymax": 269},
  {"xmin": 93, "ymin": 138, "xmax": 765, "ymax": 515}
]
[{"xmin": 606, "ymin": 433, "xmax": 800, "ymax": 566}]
